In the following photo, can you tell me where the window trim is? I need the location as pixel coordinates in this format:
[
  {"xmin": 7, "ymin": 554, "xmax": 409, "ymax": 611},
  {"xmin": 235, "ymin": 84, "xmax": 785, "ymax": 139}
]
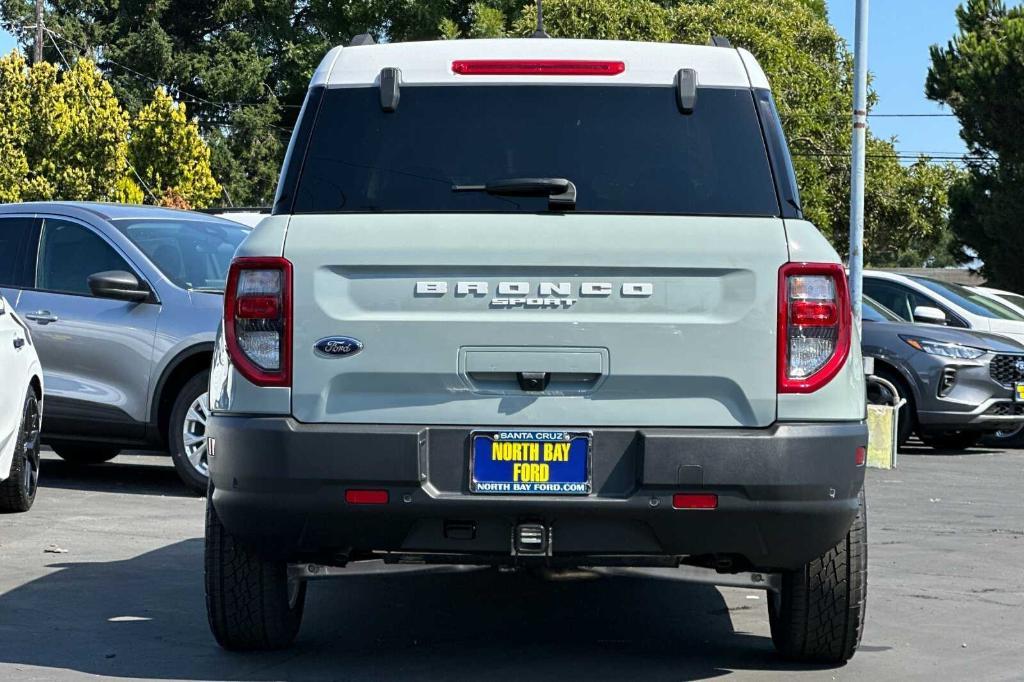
[{"xmin": 29, "ymin": 215, "xmax": 160, "ymax": 304}]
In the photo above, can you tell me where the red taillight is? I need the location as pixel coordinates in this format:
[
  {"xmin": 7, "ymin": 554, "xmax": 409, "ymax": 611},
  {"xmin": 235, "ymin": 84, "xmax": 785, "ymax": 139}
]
[
  {"xmin": 452, "ymin": 59, "xmax": 625, "ymax": 76},
  {"xmin": 345, "ymin": 489, "xmax": 389, "ymax": 505},
  {"xmin": 673, "ymin": 493, "xmax": 718, "ymax": 510},
  {"xmin": 236, "ymin": 295, "xmax": 280, "ymax": 319},
  {"xmin": 778, "ymin": 263, "xmax": 851, "ymax": 394},
  {"xmin": 224, "ymin": 257, "xmax": 292, "ymax": 388},
  {"xmin": 855, "ymin": 447, "xmax": 867, "ymax": 467}
]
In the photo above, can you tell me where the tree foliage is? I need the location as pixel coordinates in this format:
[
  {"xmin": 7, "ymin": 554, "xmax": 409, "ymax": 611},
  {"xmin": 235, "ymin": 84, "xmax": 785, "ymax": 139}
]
[
  {"xmin": 927, "ymin": 0, "xmax": 1024, "ymax": 288},
  {"xmin": 0, "ymin": 51, "xmax": 219, "ymax": 208}
]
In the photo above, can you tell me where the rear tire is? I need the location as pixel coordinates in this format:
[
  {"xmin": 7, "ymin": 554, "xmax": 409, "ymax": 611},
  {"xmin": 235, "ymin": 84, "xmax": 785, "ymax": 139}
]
[
  {"xmin": 52, "ymin": 443, "xmax": 119, "ymax": 465},
  {"xmin": 769, "ymin": 489, "xmax": 867, "ymax": 664},
  {"xmin": 168, "ymin": 372, "xmax": 211, "ymax": 494},
  {"xmin": 0, "ymin": 388, "xmax": 41, "ymax": 513},
  {"xmin": 205, "ymin": 489, "xmax": 306, "ymax": 651},
  {"xmin": 920, "ymin": 431, "xmax": 982, "ymax": 451}
]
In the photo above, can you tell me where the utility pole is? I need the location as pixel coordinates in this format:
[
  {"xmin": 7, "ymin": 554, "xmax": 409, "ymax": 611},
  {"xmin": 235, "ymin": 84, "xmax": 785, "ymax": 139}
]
[
  {"xmin": 849, "ymin": 0, "xmax": 869, "ymax": 332},
  {"xmin": 33, "ymin": 0, "xmax": 43, "ymax": 64}
]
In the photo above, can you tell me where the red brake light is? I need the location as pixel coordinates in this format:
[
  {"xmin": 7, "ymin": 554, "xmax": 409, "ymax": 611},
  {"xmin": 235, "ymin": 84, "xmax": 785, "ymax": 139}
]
[
  {"xmin": 673, "ymin": 493, "xmax": 718, "ymax": 510},
  {"xmin": 345, "ymin": 489, "xmax": 389, "ymax": 505},
  {"xmin": 224, "ymin": 257, "xmax": 292, "ymax": 388},
  {"xmin": 452, "ymin": 59, "xmax": 625, "ymax": 76},
  {"xmin": 855, "ymin": 446, "xmax": 867, "ymax": 467},
  {"xmin": 236, "ymin": 295, "xmax": 280, "ymax": 319},
  {"xmin": 778, "ymin": 263, "xmax": 851, "ymax": 394}
]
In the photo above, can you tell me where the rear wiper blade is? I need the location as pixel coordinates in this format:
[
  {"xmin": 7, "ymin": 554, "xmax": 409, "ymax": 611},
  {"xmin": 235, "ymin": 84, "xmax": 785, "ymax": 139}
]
[{"xmin": 452, "ymin": 177, "xmax": 576, "ymax": 210}]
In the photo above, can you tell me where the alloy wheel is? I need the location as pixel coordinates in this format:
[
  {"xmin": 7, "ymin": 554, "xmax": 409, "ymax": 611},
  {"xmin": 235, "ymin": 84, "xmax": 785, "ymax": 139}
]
[{"xmin": 182, "ymin": 392, "xmax": 211, "ymax": 477}]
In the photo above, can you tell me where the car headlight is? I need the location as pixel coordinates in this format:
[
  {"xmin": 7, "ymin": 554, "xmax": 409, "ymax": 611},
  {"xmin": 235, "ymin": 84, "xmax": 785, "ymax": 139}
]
[{"xmin": 900, "ymin": 335, "xmax": 986, "ymax": 360}]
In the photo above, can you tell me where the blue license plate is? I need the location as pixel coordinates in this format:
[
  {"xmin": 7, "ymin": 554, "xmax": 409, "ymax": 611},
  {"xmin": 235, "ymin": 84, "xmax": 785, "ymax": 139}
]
[{"xmin": 470, "ymin": 430, "xmax": 591, "ymax": 495}]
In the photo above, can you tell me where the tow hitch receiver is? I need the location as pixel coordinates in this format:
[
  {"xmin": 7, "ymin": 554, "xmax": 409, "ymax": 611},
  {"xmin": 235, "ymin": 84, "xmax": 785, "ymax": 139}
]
[{"xmin": 513, "ymin": 523, "xmax": 552, "ymax": 556}]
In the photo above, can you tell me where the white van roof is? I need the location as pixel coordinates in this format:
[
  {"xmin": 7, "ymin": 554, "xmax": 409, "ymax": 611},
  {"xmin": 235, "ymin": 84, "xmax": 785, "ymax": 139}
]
[{"xmin": 310, "ymin": 38, "xmax": 770, "ymax": 90}]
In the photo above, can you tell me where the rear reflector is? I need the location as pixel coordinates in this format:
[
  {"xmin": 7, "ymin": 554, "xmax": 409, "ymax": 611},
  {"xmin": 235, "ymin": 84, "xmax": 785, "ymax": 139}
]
[
  {"xmin": 452, "ymin": 59, "xmax": 625, "ymax": 76},
  {"xmin": 855, "ymin": 446, "xmax": 867, "ymax": 467},
  {"xmin": 673, "ymin": 493, "xmax": 718, "ymax": 510},
  {"xmin": 345, "ymin": 489, "xmax": 389, "ymax": 505}
]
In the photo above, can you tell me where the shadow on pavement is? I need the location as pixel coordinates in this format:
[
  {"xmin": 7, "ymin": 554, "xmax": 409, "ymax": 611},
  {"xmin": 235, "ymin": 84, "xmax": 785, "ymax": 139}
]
[
  {"xmin": 898, "ymin": 444, "xmax": 1004, "ymax": 458},
  {"xmin": 38, "ymin": 451, "xmax": 198, "ymax": 499},
  {"xmin": 0, "ymin": 540, "xmax": 835, "ymax": 681}
]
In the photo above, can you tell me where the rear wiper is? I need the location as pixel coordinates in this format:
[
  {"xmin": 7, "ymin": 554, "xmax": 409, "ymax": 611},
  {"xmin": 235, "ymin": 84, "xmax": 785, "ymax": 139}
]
[{"xmin": 452, "ymin": 177, "xmax": 576, "ymax": 210}]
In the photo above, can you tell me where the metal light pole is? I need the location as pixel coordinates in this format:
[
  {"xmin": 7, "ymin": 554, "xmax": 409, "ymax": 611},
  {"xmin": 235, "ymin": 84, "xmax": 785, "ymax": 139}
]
[
  {"xmin": 33, "ymin": 0, "xmax": 43, "ymax": 64},
  {"xmin": 849, "ymin": 0, "xmax": 869, "ymax": 332}
]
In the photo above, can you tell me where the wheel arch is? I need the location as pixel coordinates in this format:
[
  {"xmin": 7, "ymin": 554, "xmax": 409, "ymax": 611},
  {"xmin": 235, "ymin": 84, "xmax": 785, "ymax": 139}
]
[
  {"xmin": 151, "ymin": 344, "xmax": 213, "ymax": 448},
  {"xmin": 870, "ymin": 357, "xmax": 920, "ymax": 407}
]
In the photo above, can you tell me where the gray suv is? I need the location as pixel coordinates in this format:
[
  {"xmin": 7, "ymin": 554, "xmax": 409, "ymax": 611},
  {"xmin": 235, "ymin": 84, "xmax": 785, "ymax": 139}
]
[{"xmin": 0, "ymin": 202, "xmax": 250, "ymax": 492}]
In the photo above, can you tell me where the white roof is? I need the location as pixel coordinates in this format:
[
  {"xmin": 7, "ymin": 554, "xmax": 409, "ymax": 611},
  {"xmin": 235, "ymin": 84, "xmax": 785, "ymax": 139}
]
[{"xmin": 311, "ymin": 39, "xmax": 770, "ymax": 90}]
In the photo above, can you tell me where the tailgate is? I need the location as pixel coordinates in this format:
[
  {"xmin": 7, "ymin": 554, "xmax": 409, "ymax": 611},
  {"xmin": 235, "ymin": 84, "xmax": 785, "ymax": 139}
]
[{"xmin": 286, "ymin": 213, "xmax": 788, "ymax": 427}]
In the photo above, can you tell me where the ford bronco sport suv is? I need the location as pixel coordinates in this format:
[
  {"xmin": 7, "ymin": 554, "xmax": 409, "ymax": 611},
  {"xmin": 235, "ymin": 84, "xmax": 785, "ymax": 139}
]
[{"xmin": 205, "ymin": 38, "xmax": 868, "ymax": 664}]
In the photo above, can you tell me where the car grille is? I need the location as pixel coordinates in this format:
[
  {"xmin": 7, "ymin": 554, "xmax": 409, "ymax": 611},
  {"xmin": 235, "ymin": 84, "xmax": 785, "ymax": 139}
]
[
  {"xmin": 989, "ymin": 354, "xmax": 1024, "ymax": 388},
  {"xmin": 986, "ymin": 402, "xmax": 1024, "ymax": 417}
]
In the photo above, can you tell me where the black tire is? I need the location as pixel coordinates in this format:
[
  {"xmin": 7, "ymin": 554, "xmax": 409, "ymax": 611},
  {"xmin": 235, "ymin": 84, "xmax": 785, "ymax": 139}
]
[
  {"xmin": 872, "ymin": 368, "xmax": 914, "ymax": 448},
  {"xmin": 0, "ymin": 388, "xmax": 41, "ymax": 513},
  {"xmin": 919, "ymin": 431, "xmax": 982, "ymax": 451},
  {"xmin": 51, "ymin": 443, "xmax": 119, "ymax": 465},
  {"xmin": 205, "ymin": 491, "xmax": 306, "ymax": 650},
  {"xmin": 769, "ymin": 489, "xmax": 867, "ymax": 664},
  {"xmin": 168, "ymin": 372, "xmax": 211, "ymax": 494}
]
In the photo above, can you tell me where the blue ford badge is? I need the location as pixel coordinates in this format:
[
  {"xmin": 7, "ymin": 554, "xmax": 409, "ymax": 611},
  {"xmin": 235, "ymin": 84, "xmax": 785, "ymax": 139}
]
[
  {"xmin": 314, "ymin": 336, "xmax": 363, "ymax": 358},
  {"xmin": 1016, "ymin": 359, "xmax": 1024, "ymax": 374}
]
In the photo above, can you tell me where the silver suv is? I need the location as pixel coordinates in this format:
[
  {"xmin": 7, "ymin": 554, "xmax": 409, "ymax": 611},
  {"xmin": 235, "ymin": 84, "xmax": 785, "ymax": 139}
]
[
  {"xmin": 206, "ymin": 38, "xmax": 868, "ymax": 663},
  {"xmin": 0, "ymin": 202, "xmax": 250, "ymax": 492}
]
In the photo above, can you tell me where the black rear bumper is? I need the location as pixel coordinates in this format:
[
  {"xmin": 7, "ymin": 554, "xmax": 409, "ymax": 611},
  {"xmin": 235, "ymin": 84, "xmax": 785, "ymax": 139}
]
[{"xmin": 208, "ymin": 418, "xmax": 867, "ymax": 572}]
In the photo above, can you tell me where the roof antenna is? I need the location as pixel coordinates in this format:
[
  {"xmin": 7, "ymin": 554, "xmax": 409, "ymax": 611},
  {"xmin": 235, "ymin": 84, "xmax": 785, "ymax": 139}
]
[{"xmin": 531, "ymin": 0, "xmax": 550, "ymax": 38}]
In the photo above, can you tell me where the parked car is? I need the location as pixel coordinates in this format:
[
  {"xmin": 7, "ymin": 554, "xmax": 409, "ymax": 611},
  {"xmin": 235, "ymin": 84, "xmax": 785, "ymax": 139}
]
[
  {"xmin": 863, "ymin": 270, "xmax": 1024, "ymax": 344},
  {"xmin": 0, "ymin": 295, "xmax": 43, "ymax": 512},
  {"xmin": 204, "ymin": 38, "xmax": 868, "ymax": 663},
  {"xmin": 0, "ymin": 203, "xmax": 250, "ymax": 492},
  {"xmin": 968, "ymin": 286, "xmax": 1024, "ymax": 448},
  {"xmin": 862, "ymin": 296, "xmax": 1024, "ymax": 450}
]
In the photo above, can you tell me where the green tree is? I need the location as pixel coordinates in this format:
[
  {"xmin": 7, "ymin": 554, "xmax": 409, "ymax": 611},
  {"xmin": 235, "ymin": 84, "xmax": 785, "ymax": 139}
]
[
  {"xmin": 927, "ymin": 0, "xmax": 1024, "ymax": 288},
  {"xmin": 130, "ymin": 88, "xmax": 222, "ymax": 209},
  {"xmin": 0, "ymin": 52, "xmax": 141, "ymax": 202}
]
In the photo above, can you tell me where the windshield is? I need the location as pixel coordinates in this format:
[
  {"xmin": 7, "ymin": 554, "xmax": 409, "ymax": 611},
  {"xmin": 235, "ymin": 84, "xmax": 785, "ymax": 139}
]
[
  {"xmin": 111, "ymin": 218, "xmax": 250, "ymax": 291},
  {"xmin": 290, "ymin": 85, "xmax": 781, "ymax": 216},
  {"xmin": 993, "ymin": 291, "xmax": 1024, "ymax": 312},
  {"xmin": 863, "ymin": 296, "xmax": 902, "ymax": 323},
  {"xmin": 912, "ymin": 277, "xmax": 1024, "ymax": 321}
]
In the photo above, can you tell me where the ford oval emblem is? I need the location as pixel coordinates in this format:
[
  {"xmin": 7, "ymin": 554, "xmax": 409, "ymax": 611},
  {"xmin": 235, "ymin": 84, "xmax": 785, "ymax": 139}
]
[
  {"xmin": 314, "ymin": 336, "xmax": 363, "ymax": 358},
  {"xmin": 1016, "ymin": 359, "xmax": 1024, "ymax": 374}
]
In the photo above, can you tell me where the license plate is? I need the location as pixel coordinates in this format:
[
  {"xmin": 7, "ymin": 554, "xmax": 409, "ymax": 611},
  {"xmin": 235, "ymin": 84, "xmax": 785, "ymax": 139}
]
[
  {"xmin": 1016, "ymin": 383, "xmax": 1024, "ymax": 403},
  {"xmin": 470, "ymin": 430, "xmax": 591, "ymax": 495}
]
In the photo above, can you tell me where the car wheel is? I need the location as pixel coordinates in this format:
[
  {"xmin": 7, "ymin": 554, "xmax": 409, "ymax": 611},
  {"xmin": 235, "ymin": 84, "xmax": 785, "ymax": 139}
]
[
  {"xmin": 769, "ymin": 489, "xmax": 867, "ymax": 664},
  {"xmin": 0, "ymin": 388, "xmax": 42, "ymax": 513},
  {"xmin": 52, "ymin": 443, "xmax": 120, "ymax": 465},
  {"xmin": 205, "ymin": 490, "xmax": 306, "ymax": 650},
  {"xmin": 919, "ymin": 431, "xmax": 982, "ymax": 451},
  {"xmin": 169, "ymin": 372, "xmax": 212, "ymax": 494},
  {"xmin": 872, "ymin": 369, "xmax": 914, "ymax": 448}
]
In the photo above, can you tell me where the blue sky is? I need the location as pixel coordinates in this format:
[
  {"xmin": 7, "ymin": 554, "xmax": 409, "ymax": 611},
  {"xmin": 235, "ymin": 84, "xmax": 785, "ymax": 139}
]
[{"xmin": 0, "ymin": 2, "xmax": 1011, "ymax": 157}]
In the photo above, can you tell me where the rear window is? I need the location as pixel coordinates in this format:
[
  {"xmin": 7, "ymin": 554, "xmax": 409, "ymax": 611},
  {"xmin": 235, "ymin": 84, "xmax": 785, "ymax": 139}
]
[{"xmin": 288, "ymin": 85, "xmax": 780, "ymax": 216}]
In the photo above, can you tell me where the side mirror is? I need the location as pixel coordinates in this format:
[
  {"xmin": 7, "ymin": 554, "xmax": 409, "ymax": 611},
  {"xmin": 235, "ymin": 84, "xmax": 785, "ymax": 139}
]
[
  {"xmin": 913, "ymin": 305, "xmax": 947, "ymax": 325},
  {"xmin": 87, "ymin": 270, "xmax": 151, "ymax": 303}
]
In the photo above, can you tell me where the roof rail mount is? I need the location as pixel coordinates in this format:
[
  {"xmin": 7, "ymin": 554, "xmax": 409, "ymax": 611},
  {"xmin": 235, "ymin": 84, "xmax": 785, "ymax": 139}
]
[
  {"xmin": 379, "ymin": 67, "xmax": 401, "ymax": 112},
  {"xmin": 350, "ymin": 33, "xmax": 376, "ymax": 47},
  {"xmin": 710, "ymin": 35, "xmax": 733, "ymax": 48},
  {"xmin": 676, "ymin": 68, "xmax": 698, "ymax": 115}
]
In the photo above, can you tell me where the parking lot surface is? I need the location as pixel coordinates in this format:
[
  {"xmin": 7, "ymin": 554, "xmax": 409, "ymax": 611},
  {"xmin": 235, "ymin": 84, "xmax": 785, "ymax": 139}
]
[{"xmin": 0, "ymin": 445, "xmax": 1021, "ymax": 681}]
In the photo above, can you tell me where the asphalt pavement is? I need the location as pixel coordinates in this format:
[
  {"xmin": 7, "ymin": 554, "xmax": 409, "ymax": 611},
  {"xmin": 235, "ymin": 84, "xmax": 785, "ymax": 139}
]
[{"xmin": 0, "ymin": 444, "xmax": 1021, "ymax": 681}]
